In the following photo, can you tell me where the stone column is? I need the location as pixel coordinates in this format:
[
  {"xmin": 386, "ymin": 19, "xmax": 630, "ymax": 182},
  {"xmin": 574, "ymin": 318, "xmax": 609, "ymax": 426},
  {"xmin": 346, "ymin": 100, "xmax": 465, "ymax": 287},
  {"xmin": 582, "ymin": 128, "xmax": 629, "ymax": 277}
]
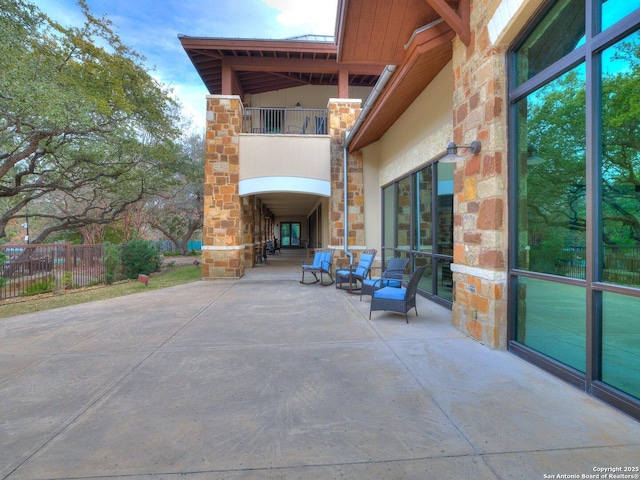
[
  {"xmin": 202, "ymin": 95, "xmax": 244, "ymax": 279},
  {"xmin": 328, "ymin": 99, "xmax": 365, "ymax": 266},
  {"xmin": 242, "ymin": 196, "xmax": 255, "ymax": 267},
  {"xmin": 450, "ymin": 12, "xmax": 508, "ymax": 349}
]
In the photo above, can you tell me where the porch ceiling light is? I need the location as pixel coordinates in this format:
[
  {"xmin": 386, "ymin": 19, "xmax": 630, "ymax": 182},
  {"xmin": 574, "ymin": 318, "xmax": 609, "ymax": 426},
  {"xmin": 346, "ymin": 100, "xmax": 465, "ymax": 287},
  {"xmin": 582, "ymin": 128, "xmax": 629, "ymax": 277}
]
[{"xmin": 442, "ymin": 140, "xmax": 482, "ymax": 163}]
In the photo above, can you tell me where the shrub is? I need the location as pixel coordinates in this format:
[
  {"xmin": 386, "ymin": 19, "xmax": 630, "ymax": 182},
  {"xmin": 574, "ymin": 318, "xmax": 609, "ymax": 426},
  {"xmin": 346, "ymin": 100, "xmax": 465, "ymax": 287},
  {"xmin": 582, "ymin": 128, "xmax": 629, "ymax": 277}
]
[
  {"xmin": 120, "ymin": 239, "xmax": 163, "ymax": 280},
  {"xmin": 102, "ymin": 242, "xmax": 123, "ymax": 285},
  {"xmin": 22, "ymin": 278, "xmax": 55, "ymax": 296},
  {"xmin": 0, "ymin": 251, "xmax": 6, "ymax": 287}
]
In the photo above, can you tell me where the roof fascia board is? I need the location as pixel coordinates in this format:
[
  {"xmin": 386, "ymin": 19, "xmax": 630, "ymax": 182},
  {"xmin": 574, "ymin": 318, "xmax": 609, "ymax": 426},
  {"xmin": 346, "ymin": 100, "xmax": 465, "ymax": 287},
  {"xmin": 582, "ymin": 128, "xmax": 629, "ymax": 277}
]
[{"xmin": 179, "ymin": 35, "xmax": 337, "ymax": 54}]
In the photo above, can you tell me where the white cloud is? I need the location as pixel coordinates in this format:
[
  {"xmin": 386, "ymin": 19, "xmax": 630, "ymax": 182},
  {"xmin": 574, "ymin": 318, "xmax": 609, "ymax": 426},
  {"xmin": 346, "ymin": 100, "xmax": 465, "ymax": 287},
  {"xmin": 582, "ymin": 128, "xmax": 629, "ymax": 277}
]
[
  {"xmin": 261, "ymin": 0, "xmax": 338, "ymax": 35},
  {"xmin": 28, "ymin": 0, "xmax": 340, "ymax": 135}
]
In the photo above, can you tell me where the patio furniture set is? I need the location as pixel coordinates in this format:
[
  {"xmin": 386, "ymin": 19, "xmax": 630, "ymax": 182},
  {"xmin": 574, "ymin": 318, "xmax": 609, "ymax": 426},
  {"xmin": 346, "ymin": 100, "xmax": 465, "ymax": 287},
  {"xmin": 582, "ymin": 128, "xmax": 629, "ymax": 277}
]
[{"xmin": 300, "ymin": 248, "xmax": 426, "ymax": 323}]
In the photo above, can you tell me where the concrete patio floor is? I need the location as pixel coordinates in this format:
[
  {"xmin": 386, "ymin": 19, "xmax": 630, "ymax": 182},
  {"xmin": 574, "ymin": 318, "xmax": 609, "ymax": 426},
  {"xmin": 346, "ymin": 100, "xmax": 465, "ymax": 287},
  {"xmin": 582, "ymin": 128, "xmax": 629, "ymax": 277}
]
[{"xmin": 0, "ymin": 249, "xmax": 638, "ymax": 479}]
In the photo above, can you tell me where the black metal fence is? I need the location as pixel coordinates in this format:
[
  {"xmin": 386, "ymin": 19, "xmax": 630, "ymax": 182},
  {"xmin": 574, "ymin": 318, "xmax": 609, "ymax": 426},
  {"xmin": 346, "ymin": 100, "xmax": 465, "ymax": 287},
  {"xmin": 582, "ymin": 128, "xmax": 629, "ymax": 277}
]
[
  {"xmin": 0, "ymin": 244, "xmax": 104, "ymax": 300},
  {"xmin": 556, "ymin": 245, "xmax": 640, "ymax": 286}
]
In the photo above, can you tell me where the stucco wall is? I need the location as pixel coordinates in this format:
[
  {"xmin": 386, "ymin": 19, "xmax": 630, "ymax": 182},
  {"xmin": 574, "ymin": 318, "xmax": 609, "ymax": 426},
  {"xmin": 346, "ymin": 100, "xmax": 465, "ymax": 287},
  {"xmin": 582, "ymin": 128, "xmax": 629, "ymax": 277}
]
[
  {"xmin": 375, "ymin": 64, "xmax": 454, "ymax": 187},
  {"xmin": 248, "ymin": 85, "xmax": 373, "ymax": 109},
  {"xmin": 359, "ymin": 65, "xmax": 454, "ymax": 256}
]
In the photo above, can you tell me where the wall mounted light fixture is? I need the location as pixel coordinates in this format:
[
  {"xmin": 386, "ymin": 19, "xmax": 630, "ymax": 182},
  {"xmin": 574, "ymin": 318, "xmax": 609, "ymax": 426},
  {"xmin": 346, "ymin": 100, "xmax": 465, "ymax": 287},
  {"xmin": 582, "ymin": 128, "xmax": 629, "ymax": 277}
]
[
  {"xmin": 441, "ymin": 140, "xmax": 482, "ymax": 163},
  {"xmin": 527, "ymin": 144, "xmax": 545, "ymax": 165}
]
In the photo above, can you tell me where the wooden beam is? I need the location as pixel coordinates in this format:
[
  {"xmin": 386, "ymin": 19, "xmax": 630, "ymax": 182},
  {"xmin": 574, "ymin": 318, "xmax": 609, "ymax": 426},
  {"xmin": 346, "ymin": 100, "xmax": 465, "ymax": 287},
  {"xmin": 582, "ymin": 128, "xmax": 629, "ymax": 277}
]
[
  {"xmin": 426, "ymin": 0, "xmax": 470, "ymax": 46},
  {"xmin": 338, "ymin": 69, "xmax": 349, "ymax": 98},
  {"xmin": 221, "ymin": 56, "xmax": 383, "ymax": 76},
  {"xmin": 221, "ymin": 64, "xmax": 232, "ymax": 95}
]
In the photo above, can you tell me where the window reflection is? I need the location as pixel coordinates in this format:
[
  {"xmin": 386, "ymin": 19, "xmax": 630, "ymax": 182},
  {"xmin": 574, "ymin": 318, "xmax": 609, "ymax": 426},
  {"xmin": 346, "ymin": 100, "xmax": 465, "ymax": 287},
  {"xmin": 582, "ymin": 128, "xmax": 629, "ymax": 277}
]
[
  {"xmin": 601, "ymin": 292, "xmax": 640, "ymax": 399},
  {"xmin": 397, "ymin": 177, "xmax": 411, "ymax": 250},
  {"xmin": 383, "ymin": 185, "xmax": 395, "ymax": 248},
  {"xmin": 515, "ymin": 277, "xmax": 586, "ymax": 372},
  {"xmin": 437, "ymin": 162, "xmax": 454, "ymax": 256},
  {"xmin": 601, "ymin": 0, "xmax": 640, "ymax": 32},
  {"xmin": 516, "ymin": 64, "xmax": 587, "ymax": 278},
  {"xmin": 600, "ymin": 30, "xmax": 640, "ymax": 287},
  {"xmin": 515, "ymin": 0, "xmax": 585, "ymax": 86},
  {"xmin": 413, "ymin": 166, "xmax": 433, "ymax": 252}
]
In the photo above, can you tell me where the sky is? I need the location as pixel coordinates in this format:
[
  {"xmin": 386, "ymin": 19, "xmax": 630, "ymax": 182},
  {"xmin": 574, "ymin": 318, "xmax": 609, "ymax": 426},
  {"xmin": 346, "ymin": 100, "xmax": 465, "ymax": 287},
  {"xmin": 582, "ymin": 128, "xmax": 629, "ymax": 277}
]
[{"xmin": 30, "ymin": 0, "xmax": 339, "ymax": 134}]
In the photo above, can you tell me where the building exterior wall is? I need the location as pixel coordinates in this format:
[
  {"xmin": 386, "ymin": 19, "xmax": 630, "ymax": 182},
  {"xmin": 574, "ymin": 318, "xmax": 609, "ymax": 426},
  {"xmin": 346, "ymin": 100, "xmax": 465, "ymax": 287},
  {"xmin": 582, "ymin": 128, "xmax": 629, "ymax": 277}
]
[
  {"xmin": 202, "ymin": 96, "xmax": 369, "ymax": 278},
  {"xmin": 376, "ymin": 65, "xmax": 454, "ymax": 187},
  {"xmin": 238, "ymin": 134, "xmax": 331, "ymax": 195},
  {"xmin": 448, "ymin": 0, "xmax": 545, "ymax": 348},
  {"xmin": 360, "ymin": 65, "xmax": 454, "ymax": 270},
  {"xmin": 450, "ymin": 0, "xmax": 510, "ymax": 349}
]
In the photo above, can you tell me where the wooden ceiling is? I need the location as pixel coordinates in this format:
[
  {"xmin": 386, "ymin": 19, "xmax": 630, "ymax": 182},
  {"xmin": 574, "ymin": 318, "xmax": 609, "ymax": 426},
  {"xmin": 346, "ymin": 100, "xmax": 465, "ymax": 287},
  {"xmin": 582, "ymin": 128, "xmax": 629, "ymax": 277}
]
[
  {"xmin": 336, "ymin": 0, "xmax": 458, "ymax": 64},
  {"xmin": 347, "ymin": 19, "xmax": 456, "ymax": 151},
  {"xmin": 336, "ymin": 0, "xmax": 463, "ymax": 151}
]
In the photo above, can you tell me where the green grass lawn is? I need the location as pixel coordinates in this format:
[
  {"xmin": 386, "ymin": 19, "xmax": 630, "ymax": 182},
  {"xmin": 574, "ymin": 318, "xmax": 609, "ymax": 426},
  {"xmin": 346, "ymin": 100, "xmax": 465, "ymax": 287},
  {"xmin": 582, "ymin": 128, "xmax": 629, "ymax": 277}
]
[{"xmin": 0, "ymin": 265, "xmax": 202, "ymax": 319}]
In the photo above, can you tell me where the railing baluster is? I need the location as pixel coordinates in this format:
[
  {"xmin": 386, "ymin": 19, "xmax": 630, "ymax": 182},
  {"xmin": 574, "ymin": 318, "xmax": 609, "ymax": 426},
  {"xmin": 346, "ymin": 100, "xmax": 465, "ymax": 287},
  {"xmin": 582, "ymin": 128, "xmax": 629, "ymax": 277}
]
[{"xmin": 242, "ymin": 107, "xmax": 327, "ymax": 135}]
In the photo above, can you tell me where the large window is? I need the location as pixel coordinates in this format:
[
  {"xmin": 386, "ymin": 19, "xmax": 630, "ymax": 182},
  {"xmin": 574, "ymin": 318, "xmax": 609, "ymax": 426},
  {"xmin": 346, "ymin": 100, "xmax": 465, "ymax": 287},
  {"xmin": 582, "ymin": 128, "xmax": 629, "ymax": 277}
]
[
  {"xmin": 509, "ymin": 1, "xmax": 640, "ymax": 419},
  {"xmin": 381, "ymin": 160, "xmax": 454, "ymax": 305}
]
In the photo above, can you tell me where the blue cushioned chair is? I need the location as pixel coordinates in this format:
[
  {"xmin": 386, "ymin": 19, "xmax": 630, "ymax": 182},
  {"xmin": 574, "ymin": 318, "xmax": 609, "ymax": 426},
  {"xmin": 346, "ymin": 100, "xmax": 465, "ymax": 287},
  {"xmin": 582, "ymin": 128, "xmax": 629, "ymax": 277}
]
[
  {"xmin": 360, "ymin": 257, "xmax": 409, "ymax": 300},
  {"xmin": 300, "ymin": 248, "xmax": 334, "ymax": 286},
  {"xmin": 335, "ymin": 249, "xmax": 376, "ymax": 292},
  {"xmin": 369, "ymin": 265, "xmax": 427, "ymax": 323}
]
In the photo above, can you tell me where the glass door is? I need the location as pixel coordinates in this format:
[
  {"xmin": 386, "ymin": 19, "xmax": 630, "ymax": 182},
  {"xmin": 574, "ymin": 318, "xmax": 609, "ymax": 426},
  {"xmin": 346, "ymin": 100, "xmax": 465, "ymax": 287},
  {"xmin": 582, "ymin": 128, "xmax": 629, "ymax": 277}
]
[{"xmin": 280, "ymin": 222, "xmax": 301, "ymax": 247}]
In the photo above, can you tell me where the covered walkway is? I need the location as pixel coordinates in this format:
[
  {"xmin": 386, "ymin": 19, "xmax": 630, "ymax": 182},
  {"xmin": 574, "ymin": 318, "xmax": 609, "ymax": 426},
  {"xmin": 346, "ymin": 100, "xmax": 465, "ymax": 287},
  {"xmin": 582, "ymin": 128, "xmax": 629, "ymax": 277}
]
[{"xmin": 1, "ymin": 250, "xmax": 638, "ymax": 479}]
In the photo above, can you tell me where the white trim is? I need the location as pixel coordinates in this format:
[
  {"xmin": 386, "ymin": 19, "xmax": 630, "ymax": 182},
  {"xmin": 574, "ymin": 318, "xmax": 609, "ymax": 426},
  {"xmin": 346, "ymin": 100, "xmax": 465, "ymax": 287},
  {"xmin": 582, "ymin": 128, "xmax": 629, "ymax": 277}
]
[
  {"xmin": 450, "ymin": 263, "xmax": 508, "ymax": 283},
  {"xmin": 202, "ymin": 245, "xmax": 245, "ymax": 251},
  {"xmin": 239, "ymin": 177, "xmax": 331, "ymax": 197}
]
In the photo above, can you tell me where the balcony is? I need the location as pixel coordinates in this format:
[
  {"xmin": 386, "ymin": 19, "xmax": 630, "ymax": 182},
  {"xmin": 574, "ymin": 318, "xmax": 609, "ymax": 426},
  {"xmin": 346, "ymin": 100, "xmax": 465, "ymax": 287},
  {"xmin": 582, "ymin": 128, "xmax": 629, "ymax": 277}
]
[
  {"xmin": 239, "ymin": 107, "xmax": 331, "ymax": 200},
  {"xmin": 242, "ymin": 107, "xmax": 327, "ymax": 135}
]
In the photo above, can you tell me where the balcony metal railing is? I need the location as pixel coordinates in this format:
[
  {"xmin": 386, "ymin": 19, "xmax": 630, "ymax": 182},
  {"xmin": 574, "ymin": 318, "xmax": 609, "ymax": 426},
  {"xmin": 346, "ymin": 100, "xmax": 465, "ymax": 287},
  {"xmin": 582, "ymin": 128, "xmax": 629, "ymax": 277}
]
[{"xmin": 242, "ymin": 107, "xmax": 327, "ymax": 135}]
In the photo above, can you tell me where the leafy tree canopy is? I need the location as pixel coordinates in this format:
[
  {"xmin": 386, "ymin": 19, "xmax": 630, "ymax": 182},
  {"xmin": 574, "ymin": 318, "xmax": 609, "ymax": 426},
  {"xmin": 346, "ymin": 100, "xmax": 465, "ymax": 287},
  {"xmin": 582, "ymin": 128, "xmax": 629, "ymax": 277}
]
[{"xmin": 0, "ymin": 0, "xmax": 185, "ymax": 243}]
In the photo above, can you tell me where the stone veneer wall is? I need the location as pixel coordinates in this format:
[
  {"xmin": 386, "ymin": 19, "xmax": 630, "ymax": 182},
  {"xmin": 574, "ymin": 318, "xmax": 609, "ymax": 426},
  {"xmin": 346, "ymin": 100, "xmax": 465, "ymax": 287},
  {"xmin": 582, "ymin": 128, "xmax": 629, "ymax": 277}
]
[
  {"xmin": 328, "ymin": 100, "xmax": 366, "ymax": 266},
  {"xmin": 202, "ymin": 95, "xmax": 244, "ymax": 279},
  {"xmin": 450, "ymin": 1, "xmax": 508, "ymax": 349}
]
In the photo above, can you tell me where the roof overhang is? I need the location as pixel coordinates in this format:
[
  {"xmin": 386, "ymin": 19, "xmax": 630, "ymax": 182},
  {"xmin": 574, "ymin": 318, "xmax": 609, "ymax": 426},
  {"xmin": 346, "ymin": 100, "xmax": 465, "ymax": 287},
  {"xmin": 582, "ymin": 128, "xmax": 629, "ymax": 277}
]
[
  {"xmin": 178, "ymin": 35, "xmax": 383, "ymax": 96},
  {"xmin": 336, "ymin": 0, "xmax": 470, "ymax": 152},
  {"xmin": 180, "ymin": 0, "xmax": 473, "ymax": 149},
  {"xmin": 346, "ymin": 19, "xmax": 456, "ymax": 152}
]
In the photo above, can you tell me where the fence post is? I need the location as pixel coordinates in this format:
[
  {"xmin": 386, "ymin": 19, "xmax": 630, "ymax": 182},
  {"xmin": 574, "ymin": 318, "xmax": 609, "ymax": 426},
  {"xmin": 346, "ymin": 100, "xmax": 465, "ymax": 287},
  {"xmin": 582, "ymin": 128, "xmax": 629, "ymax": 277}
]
[{"xmin": 65, "ymin": 243, "xmax": 72, "ymax": 274}]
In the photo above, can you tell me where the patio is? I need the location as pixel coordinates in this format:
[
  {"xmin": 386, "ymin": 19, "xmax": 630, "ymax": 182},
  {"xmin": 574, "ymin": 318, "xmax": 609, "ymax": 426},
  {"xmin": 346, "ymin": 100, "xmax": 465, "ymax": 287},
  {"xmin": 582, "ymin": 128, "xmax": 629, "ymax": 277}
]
[{"xmin": 0, "ymin": 249, "xmax": 638, "ymax": 479}]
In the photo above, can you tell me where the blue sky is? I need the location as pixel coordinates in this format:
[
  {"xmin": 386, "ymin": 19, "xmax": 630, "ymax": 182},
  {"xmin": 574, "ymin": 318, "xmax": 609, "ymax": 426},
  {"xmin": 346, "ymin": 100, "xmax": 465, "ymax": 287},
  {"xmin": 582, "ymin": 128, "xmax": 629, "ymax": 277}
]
[{"xmin": 30, "ymin": 0, "xmax": 338, "ymax": 133}]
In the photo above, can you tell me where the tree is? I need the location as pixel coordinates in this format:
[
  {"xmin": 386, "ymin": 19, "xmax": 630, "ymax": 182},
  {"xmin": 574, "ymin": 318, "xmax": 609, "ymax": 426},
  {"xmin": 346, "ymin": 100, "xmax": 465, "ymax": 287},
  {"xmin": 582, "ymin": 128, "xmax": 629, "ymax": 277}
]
[
  {"xmin": 147, "ymin": 133, "xmax": 204, "ymax": 254},
  {"xmin": 0, "ymin": 0, "xmax": 183, "ymax": 243},
  {"xmin": 522, "ymin": 36, "xmax": 640, "ymax": 277}
]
